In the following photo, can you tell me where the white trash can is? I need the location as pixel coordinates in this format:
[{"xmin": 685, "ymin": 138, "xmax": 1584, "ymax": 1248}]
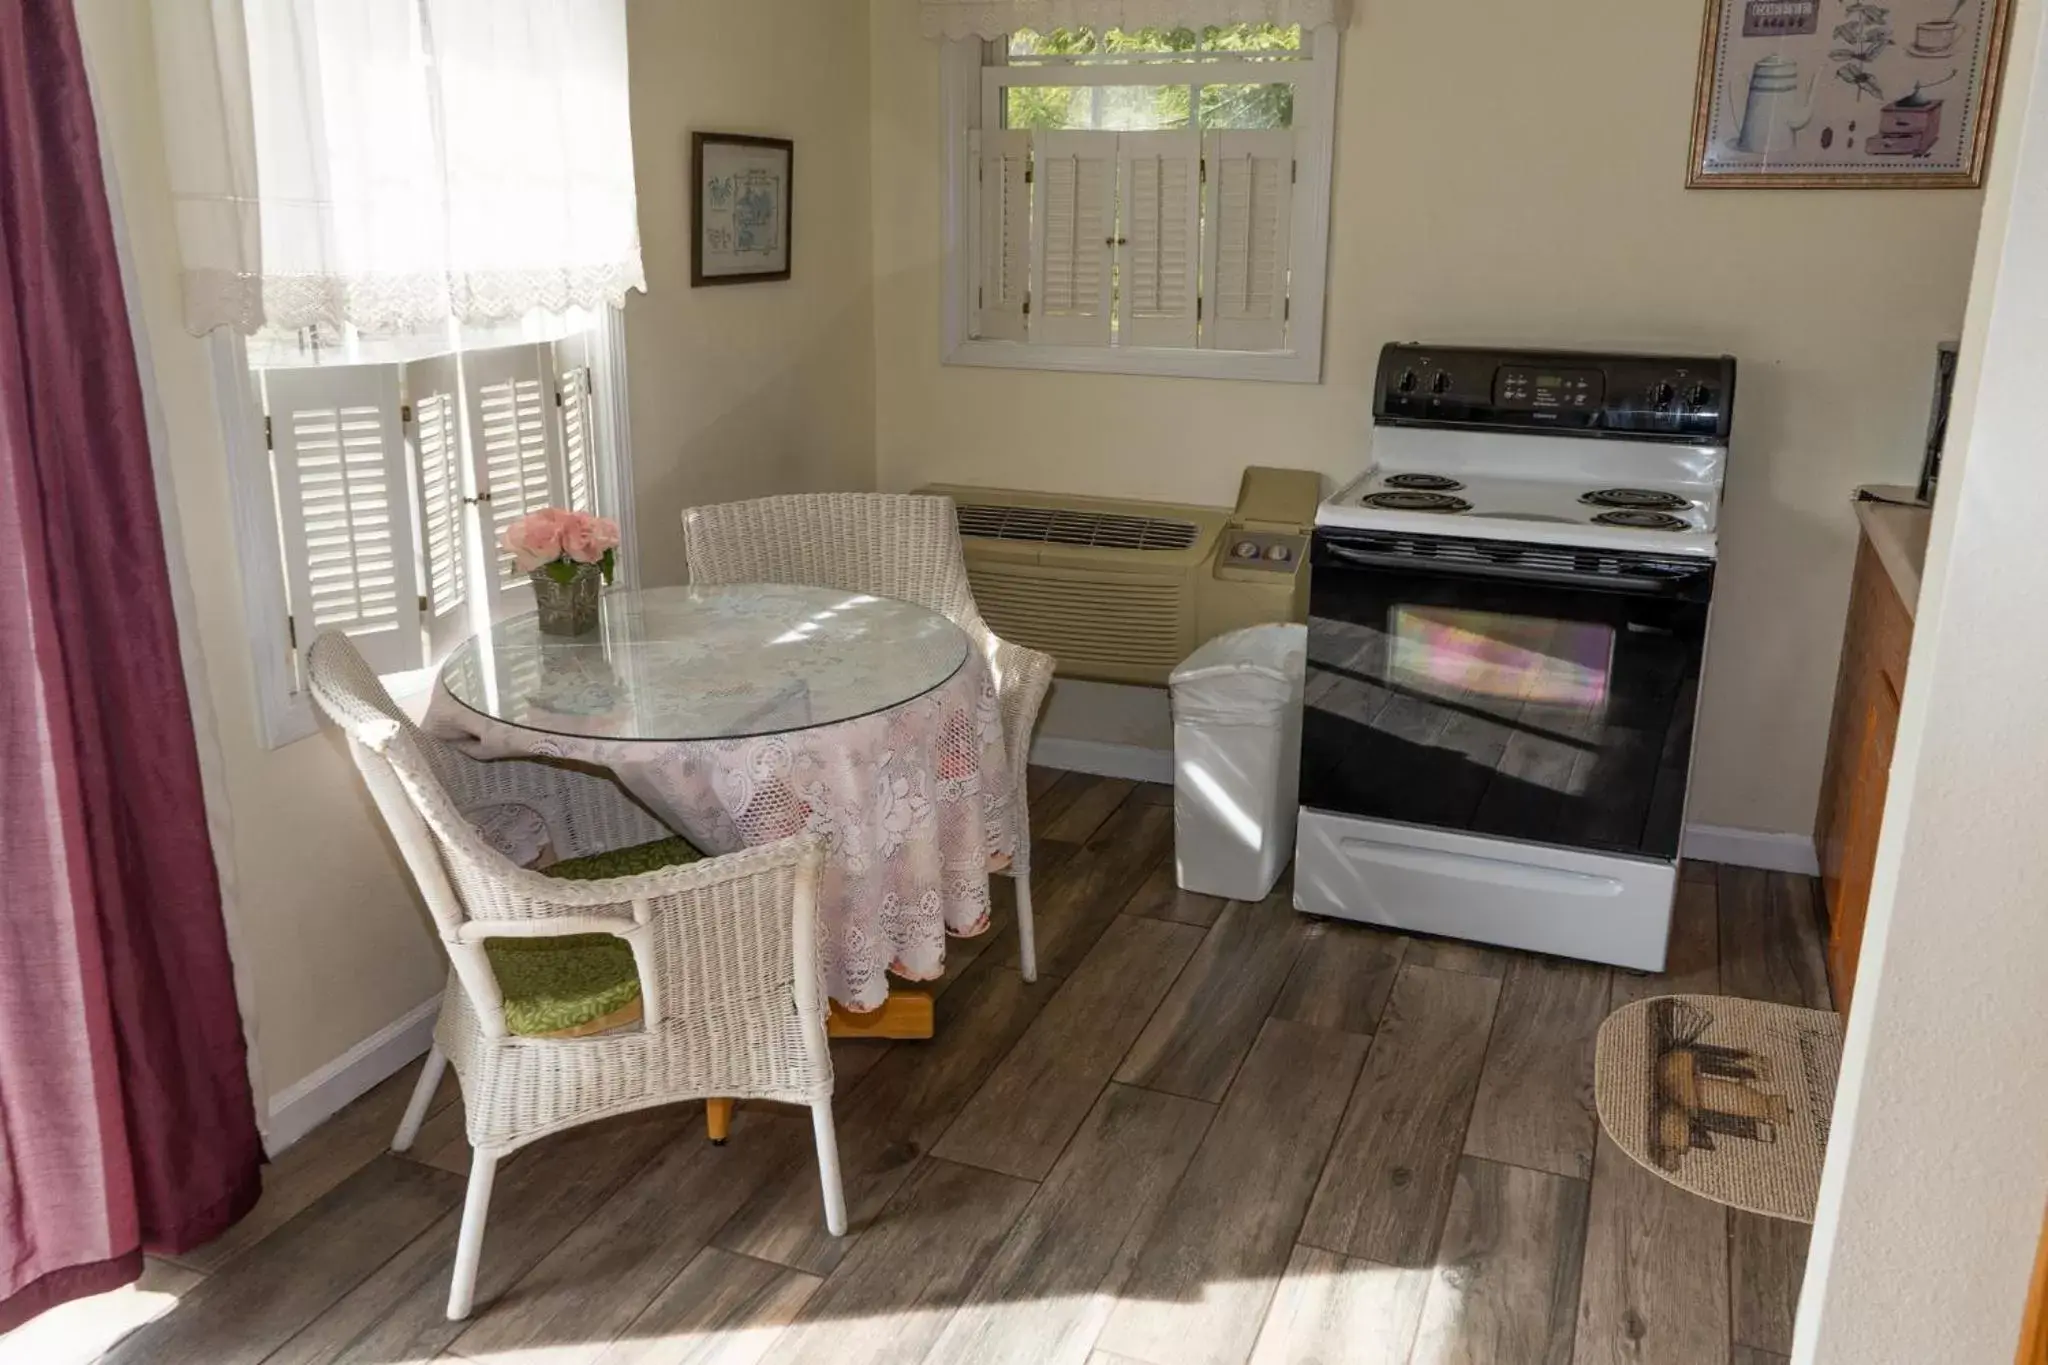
[{"xmin": 1169, "ymin": 623, "xmax": 1307, "ymax": 902}]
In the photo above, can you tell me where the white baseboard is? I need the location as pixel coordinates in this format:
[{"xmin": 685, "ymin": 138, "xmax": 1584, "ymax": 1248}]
[
  {"xmin": 263, "ymin": 994, "xmax": 441, "ymax": 1157},
  {"xmin": 1681, "ymin": 824, "xmax": 1821, "ymax": 876},
  {"xmin": 1029, "ymin": 734, "xmax": 1175, "ymax": 785},
  {"xmin": 1030, "ymin": 738, "xmax": 1820, "ymax": 877}
]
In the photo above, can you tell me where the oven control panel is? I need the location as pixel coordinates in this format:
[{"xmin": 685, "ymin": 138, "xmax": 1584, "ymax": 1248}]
[
  {"xmin": 1496, "ymin": 366, "xmax": 1605, "ymax": 414},
  {"xmin": 1375, "ymin": 344, "xmax": 1736, "ymax": 442}
]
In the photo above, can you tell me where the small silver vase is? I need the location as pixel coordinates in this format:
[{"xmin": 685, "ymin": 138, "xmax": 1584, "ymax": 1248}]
[{"xmin": 531, "ymin": 564, "xmax": 602, "ymax": 636}]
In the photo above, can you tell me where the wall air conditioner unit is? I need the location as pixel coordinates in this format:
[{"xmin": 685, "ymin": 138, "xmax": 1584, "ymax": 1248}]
[{"xmin": 919, "ymin": 467, "xmax": 1321, "ymax": 686}]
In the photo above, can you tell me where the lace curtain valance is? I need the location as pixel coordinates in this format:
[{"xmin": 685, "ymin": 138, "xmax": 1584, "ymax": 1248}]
[
  {"xmin": 919, "ymin": 0, "xmax": 1353, "ymax": 39},
  {"xmin": 150, "ymin": 0, "xmax": 646, "ymax": 337}
]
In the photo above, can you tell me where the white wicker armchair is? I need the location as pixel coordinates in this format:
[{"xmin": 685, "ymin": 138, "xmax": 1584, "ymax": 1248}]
[
  {"xmin": 682, "ymin": 492, "xmax": 1057, "ymax": 980},
  {"xmin": 306, "ymin": 633, "xmax": 845, "ymax": 1321}
]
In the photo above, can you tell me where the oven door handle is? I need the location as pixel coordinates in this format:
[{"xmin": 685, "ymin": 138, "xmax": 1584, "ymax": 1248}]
[{"xmin": 1314, "ymin": 541, "xmax": 1703, "ymax": 596}]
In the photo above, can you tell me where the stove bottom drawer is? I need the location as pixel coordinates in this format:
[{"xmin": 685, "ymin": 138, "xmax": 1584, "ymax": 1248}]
[{"xmin": 1295, "ymin": 808, "xmax": 1676, "ymax": 971}]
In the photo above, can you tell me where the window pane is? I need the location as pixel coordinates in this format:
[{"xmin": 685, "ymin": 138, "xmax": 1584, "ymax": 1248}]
[
  {"xmin": 1008, "ymin": 24, "xmax": 1298, "ymax": 59},
  {"xmin": 1202, "ymin": 23, "xmax": 1301, "ymax": 52},
  {"xmin": 1199, "ymin": 83, "xmax": 1295, "ymax": 129},
  {"xmin": 1010, "ymin": 26, "xmax": 1198, "ymax": 56},
  {"xmin": 1006, "ymin": 85, "xmax": 1190, "ymax": 130},
  {"xmin": 1009, "ymin": 26, "xmax": 1098, "ymax": 57},
  {"xmin": 1101, "ymin": 27, "xmax": 1200, "ymax": 53}
]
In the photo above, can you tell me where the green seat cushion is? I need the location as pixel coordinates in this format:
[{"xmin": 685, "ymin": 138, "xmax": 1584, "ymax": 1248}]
[
  {"xmin": 483, "ymin": 934, "xmax": 642, "ymax": 1037},
  {"xmin": 482, "ymin": 838, "xmax": 699, "ymax": 1037},
  {"xmin": 544, "ymin": 835, "xmax": 704, "ymax": 881}
]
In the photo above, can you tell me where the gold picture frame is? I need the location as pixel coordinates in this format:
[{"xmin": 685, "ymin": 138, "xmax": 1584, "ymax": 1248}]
[{"xmin": 1688, "ymin": 0, "xmax": 2014, "ymax": 188}]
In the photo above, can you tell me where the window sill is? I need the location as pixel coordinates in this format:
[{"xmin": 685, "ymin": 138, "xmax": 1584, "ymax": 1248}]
[{"xmin": 944, "ymin": 338, "xmax": 1321, "ymax": 384}]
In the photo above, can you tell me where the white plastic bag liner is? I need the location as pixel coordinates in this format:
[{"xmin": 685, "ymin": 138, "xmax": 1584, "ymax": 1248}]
[
  {"xmin": 1171, "ymin": 624, "xmax": 1307, "ymax": 901},
  {"xmin": 1169, "ymin": 623, "xmax": 1307, "ymax": 727}
]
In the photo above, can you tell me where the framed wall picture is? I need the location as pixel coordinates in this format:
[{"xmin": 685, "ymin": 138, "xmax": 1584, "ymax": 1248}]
[
  {"xmin": 691, "ymin": 133, "xmax": 793, "ymax": 285},
  {"xmin": 1688, "ymin": 0, "xmax": 2013, "ymax": 187}
]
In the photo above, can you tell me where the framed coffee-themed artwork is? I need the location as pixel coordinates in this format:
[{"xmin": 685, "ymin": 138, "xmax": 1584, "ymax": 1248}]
[
  {"xmin": 1689, "ymin": 0, "xmax": 2014, "ymax": 187},
  {"xmin": 691, "ymin": 133, "xmax": 793, "ymax": 285}
]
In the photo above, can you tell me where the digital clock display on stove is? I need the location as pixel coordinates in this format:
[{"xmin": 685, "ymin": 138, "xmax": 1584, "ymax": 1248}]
[{"xmin": 1495, "ymin": 366, "xmax": 1604, "ymax": 415}]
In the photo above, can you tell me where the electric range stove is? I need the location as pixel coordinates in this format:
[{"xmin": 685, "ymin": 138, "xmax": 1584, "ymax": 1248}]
[{"xmin": 1296, "ymin": 343, "xmax": 1736, "ymax": 971}]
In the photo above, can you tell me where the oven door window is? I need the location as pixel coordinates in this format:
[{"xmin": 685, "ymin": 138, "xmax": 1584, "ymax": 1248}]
[{"xmin": 1303, "ymin": 556, "xmax": 1707, "ymax": 859}]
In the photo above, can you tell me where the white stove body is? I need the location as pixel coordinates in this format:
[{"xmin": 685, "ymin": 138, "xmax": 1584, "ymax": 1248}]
[
  {"xmin": 1297, "ymin": 384, "xmax": 1729, "ymax": 973},
  {"xmin": 1318, "ymin": 427, "xmax": 1727, "ymax": 558},
  {"xmin": 1295, "ymin": 810, "xmax": 1678, "ymax": 970}
]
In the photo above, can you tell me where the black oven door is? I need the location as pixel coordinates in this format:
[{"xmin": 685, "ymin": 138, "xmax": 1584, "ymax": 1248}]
[{"xmin": 1302, "ymin": 528, "xmax": 1713, "ymax": 860}]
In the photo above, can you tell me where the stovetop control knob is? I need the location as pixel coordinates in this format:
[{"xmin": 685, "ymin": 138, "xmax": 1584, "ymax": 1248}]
[
  {"xmin": 1430, "ymin": 370, "xmax": 1455, "ymax": 395},
  {"xmin": 1648, "ymin": 381, "xmax": 1677, "ymax": 410},
  {"xmin": 1396, "ymin": 369, "xmax": 1420, "ymax": 394},
  {"xmin": 1683, "ymin": 383, "xmax": 1713, "ymax": 412}
]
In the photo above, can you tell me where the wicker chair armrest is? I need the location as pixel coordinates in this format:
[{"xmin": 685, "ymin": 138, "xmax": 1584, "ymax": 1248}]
[
  {"xmin": 986, "ymin": 634, "xmax": 1055, "ymax": 769},
  {"xmin": 477, "ymin": 832, "xmax": 824, "ymax": 912},
  {"xmin": 451, "ymin": 913, "xmax": 640, "ymax": 943}
]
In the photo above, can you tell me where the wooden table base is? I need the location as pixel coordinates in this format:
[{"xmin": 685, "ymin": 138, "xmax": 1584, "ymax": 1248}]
[
  {"xmin": 828, "ymin": 990, "xmax": 935, "ymax": 1040},
  {"xmin": 705, "ymin": 990, "xmax": 934, "ymax": 1144}
]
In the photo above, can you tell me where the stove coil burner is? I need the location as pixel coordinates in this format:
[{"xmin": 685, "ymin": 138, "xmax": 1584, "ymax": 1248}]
[
  {"xmin": 1360, "ymin": 491, "xmax": 1472, "ymax": 514},
  {"xmin": 1581, "ymin": 488, "xmax": 1690, "ymax": 511},
  {"xmin": 1382, "ymin": 473, "xmax": 1466, "ymax": 492},
  {"xmin": 1592, "ymin": 509, "xmax": 1690, "ymax": 531}
]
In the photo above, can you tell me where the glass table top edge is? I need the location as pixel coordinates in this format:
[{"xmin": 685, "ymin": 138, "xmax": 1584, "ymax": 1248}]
[{"xmin": 437, "ymin": 584, "xmax": 975, "ymax": 744}]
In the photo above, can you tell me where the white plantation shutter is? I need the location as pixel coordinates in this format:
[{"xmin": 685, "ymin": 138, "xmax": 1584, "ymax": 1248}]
[
  {"xmin": 266, "ymin": 365, "xmax": 423, "ymax": 676},
  {"xmin": 404, "ymin": 353, "xmax": 470, "ymax": 660},
  {"xmin": 552, "ymin": 333, "xmax": 597, "ymax": 516},
  {"xmin": 1031, "ymin": 132, "xmax": 1115, "ymax": 348},
  {"xmin": 972, "ymin": 129, "xmax": 1032, "ymax": 343},
  {"xmin": 462, "ymin": 342, "xmax": 564, "ymax": 619},
  {"xmin": 1118, "ymin": 132, "xmax": 1202, "ymax": 349},
  {"xmin": 1202, "ymin": 130, "xmax": 1296, "ymax": 353}
]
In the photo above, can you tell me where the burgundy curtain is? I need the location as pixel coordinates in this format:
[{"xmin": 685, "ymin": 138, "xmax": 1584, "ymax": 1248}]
[{"xmin": 0, "ymin": 0, "xmax": 262, "ymax": 1333}]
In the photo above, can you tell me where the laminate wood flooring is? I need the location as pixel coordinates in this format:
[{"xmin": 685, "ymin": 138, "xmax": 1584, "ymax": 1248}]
[{"xmin": 71, "ymin": 773, "xmax": 1822, "ymax": 1365}]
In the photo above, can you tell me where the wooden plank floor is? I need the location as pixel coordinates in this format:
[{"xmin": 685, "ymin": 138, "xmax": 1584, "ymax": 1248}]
[{"xmin": 71, "ymin": 772, "xmax": 1823, "ymax": 1365}]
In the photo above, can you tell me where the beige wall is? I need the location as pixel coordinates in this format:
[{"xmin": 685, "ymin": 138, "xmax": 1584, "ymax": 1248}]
[
  {"xmin": 869, "ymin": 0, "xmax": 1985, "ymax": 836},
  {"xmin": 73, "ymin": 0, "xmax": 878, "ymax": 1112},
  {"xmin": 1801, "ymin": 1, "xmax": 2048, "ymax": 1355},
  {"xmin": 74, "ymin": 0, "xmax": 446, "ymax": 1107},
  {"xmin": 626, "ymin": 0, "xmax": 876, "ymax": 589},
  {"xmin": 72, "ymin": 0, "xmax": 1984, "ymax": 1117}
]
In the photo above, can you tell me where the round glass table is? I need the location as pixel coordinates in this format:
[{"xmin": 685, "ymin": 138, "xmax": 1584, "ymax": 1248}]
[
  {"xmin": 425, "ymin": 584, "xmax": 1014, "ymax": 1018},
  {"xmin": 439, "ymin": 584, "xmax": 971, "ymax": 741}
]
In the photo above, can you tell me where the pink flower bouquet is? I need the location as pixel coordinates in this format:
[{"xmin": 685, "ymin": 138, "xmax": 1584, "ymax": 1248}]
[{"xmin": 500, "ymin": 508, "xmax": 621, "ymax": 586}]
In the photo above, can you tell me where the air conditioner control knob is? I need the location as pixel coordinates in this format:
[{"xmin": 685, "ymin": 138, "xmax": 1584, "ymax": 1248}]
[
  {"xmin": 1265, "ymin": 544, "xmax": 1292, "ymax": 562},
  {"xmin": 1234, "ymin": 541, "xmax": 1262, "ymax": 560}
]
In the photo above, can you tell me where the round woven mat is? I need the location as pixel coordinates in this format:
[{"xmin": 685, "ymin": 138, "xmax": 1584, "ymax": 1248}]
[{"xmin": 1594, "ymin": 994, "xmax": 1844, "ymax": 1223}]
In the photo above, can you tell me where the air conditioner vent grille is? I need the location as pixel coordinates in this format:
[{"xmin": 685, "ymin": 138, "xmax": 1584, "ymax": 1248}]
[
  {"xmin": 971, "ymin": 568, "xmax": 1192, "ymax": 672},
  {"xmin": 956, "ymin": 502, "xmax": 1200, "ymax": 552}
]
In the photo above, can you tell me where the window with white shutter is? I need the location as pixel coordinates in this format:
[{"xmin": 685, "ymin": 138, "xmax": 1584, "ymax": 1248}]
[
  {"xmin": 266, "ymin": 365, "xmax": 423, "ymax": 677},
  {"xmin": 554, "ymin": 334, "xmax": 597, "ymax": 516},
  {"xmin": 462, "ymin": 342, "xmax": 565, "ymax": 620},
  {"xmin": 1031, "ymin": 132, "xmax": 1116, "ymax": 347},
  {"xmin": 971, "ymin": 129, "xmax": 1032, "ymax": 343},
  {"xmin": 224, "ymin": 317, "xmax": 630, "ymax": 748},
  {"xmin": 947, "ymin": 21, "xmax": 1337, "ymax": 383},
  {"xmin": 1203, "ymin": 129, "xmax": 1295, "ymax": 354},
  {"xmin": 1119, "ymin": 130, "xmax": 1202, "ymax": 349},
  {"xmin": 405, "ymin": 353, "xmax": 470, "ymax": 661}
]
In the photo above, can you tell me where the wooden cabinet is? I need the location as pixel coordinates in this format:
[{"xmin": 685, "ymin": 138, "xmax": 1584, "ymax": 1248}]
[
  {"xmin": 2021, "ymin": 1203, "xmax": 2048, "ymax": 1365},
  {"xmin": 1814, "ymin": 533, "xmax": 1914, "ymax": 1014}
]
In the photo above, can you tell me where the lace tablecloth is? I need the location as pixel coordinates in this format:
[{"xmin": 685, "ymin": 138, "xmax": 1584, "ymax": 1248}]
[{"xmin": 425, "ymin": 597, "xmax": 1016, "ymax": 1012}]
